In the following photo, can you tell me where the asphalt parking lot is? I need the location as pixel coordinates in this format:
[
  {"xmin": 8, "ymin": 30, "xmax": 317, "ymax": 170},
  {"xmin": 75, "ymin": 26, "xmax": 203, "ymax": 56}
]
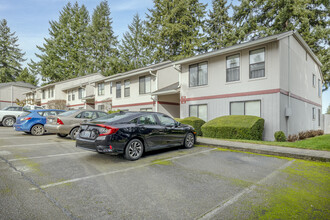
[{"xmin": 1, "ymin": 127, "xmax": 329, "ymax": 220}]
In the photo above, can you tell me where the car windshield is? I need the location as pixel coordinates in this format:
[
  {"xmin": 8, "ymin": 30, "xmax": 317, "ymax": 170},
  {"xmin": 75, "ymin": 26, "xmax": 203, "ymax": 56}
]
[
  {"xmin": 58, "ymin": 110, "xmax": 79, "ymax": 116},
  {"xmin": 92, "ymin": 112, "xmax": 134, "ymax": 123},
  {"xmin": 20, "ymin": 111, "xmax": 31, "ymax": 117}
]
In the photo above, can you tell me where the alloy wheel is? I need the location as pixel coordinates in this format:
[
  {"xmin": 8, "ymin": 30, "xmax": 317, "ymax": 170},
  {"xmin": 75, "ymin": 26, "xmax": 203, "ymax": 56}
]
[
  {"xmin": 185, "ymin": 133, "xmax": 195, "ymax": 148},
  {"xmin": 128, "ymin": 141, "xmax": 142, "ymax": 159},
  {"xmin": 31, "ymin": 125, "xmax": 44, "ymax": 136},
  {"xmin": 4, "ymin": 117, "xmax": 15, "ymax": 127}
]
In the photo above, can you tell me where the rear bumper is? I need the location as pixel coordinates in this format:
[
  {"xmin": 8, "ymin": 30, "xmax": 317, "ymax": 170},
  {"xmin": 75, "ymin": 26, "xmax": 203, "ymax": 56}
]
[
  {"xmin": 76, "ymin": 136, "xmax": 124, "ymax": 154},
  {"xmin": 44, "ymin": 124, "xmax": 73, "ymax": 134},
  {"xmin": 13, "ymin": 123, "xmax": 30, "ymax": 132}
]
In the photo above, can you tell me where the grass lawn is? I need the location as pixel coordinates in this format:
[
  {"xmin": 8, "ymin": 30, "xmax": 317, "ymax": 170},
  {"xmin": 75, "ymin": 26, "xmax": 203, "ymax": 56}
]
[{"xmin": 220, "ymin": 134, "xmax": 330, "ymax": 151}]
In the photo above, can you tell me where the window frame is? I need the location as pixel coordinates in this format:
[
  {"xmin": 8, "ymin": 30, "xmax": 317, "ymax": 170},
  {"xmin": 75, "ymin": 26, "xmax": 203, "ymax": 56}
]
[
  {"xmin": 124, "ymin": 80, "xmax": 130, "ymax": 97},
  {"xmin": 110, "ymin": 82, "xmax": 112, "ymax": 95},
  {"xmin": 312, "ymin": 107, "xmax": 316, "ymax": 120},
  {"xmin": 139, "ymin": 75, "xmax": 151, "ymax": 94},
  {"xmin": 116, "ymin": 81, "xmax": 121, "ymax": 98},
  {"xmin": 189, "ymin": 104, "xmax": 208, "ymax": 121},
  {"xmin": 249, "ymin": 48, "xmax": 265, "ymax": 79},
  {"xmin": 318, "ymin": 109, "xmax": 321, "ymax": 127},
  {"xmin": 318, "ymin": 79, "xmax": 321, "ymax": 97},
  {"xmin": 98, "ymin": 83, "xmax": 105, "ymax": 96},
  {"xmin": 72, "ymin": 90, "xmax": 75, "ymax": 101},
  {"xmin": 226, "ymin": 54, "xmax": 240, "ymax": 82},
  {"xmin": 312, "ymin": 74, "xmax": 316, "ymax": 87},
  {"xmin": 78, "ymin": 88, "xmax": 85, "ymax": 99},
  {"xmin": 189, "ymin": 62, "xmax": 208, "ymax": 87},
  {"xmin": 42, "ymin": 90, "xmax": 45, "ymax": 99},
  {"xmin": 230, "ymin": 100, "xmax": 261, "ymax": 117}
]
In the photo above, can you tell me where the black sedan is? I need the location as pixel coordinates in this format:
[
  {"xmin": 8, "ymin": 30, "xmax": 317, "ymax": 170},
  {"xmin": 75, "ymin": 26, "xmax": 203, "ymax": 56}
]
[{"xmin": 76, "ymin": 111, "xmax": 196, "ymax": 160}]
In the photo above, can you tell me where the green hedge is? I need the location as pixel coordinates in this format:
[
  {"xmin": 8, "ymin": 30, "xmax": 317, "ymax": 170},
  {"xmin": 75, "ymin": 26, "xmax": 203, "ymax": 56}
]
[
  {"xmin": 175, "ymin": 117, "xmax": 205, "ymax": 136},
  {"xmin": 201, "ymin": 115, "xmax": 264, "ymax": 140}
]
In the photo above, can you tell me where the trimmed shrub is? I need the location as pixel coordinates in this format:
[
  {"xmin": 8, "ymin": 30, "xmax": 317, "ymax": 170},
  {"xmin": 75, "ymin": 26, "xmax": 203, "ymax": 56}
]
[
  {"xmin": 298, "ymin": 131, "xmax": 307, "ymax": 140},
  {"xmin": 176, "ymin": 117, "xmax": 205, "ymax": 136},
  {"xmin": 201, "ymin": 115, "xmax": 264, "ymax": 140},
  {"xmin": 107, "ymin": 109, "xmax": 121, "ymax": 114},
  {"xmin": 287, "ymin": 134, "xmax": 299, "ymax": 142},
  {"xmin": 274, "ymin": 131, "xmax": 286, "ymax": 142},
  {"xmin": 317, "ymin": 130, "xmax": 324, "ymax": 136}
]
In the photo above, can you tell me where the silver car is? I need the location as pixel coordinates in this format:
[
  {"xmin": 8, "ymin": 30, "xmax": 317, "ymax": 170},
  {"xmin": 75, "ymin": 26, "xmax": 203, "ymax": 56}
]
[{"xmin": 45, "ymin": 109, "xmax": 108, "ymax": 140}]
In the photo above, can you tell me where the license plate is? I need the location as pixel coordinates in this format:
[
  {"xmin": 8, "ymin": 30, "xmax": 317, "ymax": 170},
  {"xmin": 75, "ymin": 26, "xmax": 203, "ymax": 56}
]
[{"xmin": 80, "ymin": 130, "xmax": 91, "ymax": 138}]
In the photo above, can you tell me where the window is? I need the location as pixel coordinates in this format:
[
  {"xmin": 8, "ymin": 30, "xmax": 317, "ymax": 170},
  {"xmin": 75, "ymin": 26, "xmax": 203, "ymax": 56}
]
[
  {"xmin": 116, "ymin": 82, "xmax": 121, "ymax": 98},
  {"xmin": 230, "ymin": 100, "xmax": 261, "ymax": 117},
  {"xmin": 157, "ymin": 114, "xmax": 176, "ymax": 127},
  {"xmin": 98, "ymin": 83, "xmax": 105, "ymax": 96},
  {"xmin": 72, "ymin": 90, "xmax": 75, "ymax": 101},
  {"xmin": 138, "ymin": 115, "xmax": 157, "ymax": 125},
  {"xmin": 51, "ymin": 88, "xmax": 54, "ymax": 98},
  {"xmin": 68, "ymin": 94, "xmax": 71, "ymax": 101},
  {"xmin": 98, "ymin": 112, "xmax": 108, "ymax": 118},
  {"xmin": 48, "ymin": 88, "xmax": 50, "ymax": 98},
  {"xmin": 98, "ymin": 105, "xmax": 105, "ymax": 111},
  {"xmin": 312, "ymin": 107, "xmax": 316, "ymax": 120},
  {"xmin": 42, "ymin": 90, "xmax": 45, "ymax": 99},
  {"xmin": 140, "ymin": 108, "xmax": 152, "ymax": 112},
  {"xmin": 189, "ymin": 62, "xmax": 208, "ymax": 87},
  {"xmin": 110, "ymin": 82, "xmax": 112, "ymax": 94},
  {"xmin": 82, "ymin": 111, "xmax": 97, "ymax": 119},
  {"xmin": 318, "ymin": 79, "xmax": 321, "ymax": 97},
  {"xmin": 78, "ymin": 88, "xmax": 85, "ymax": 99},
  {"xmin": 312, "ymin": 74, "xmax": 316, "ymax": 87},
  {"xmin": 189, "ymin": 104, "xmax": 207, "ymax": 122},
  {"xmin": 139, "ymin": 76, "xmax": 151, "ymax": 94},
  {"xmin": 318, "ymin": 109, "xmax": 321, "ymax": 127},
  {"xmin": 226, "ymin": 54, "xmax": 240, "ymax": 82},
  {"xmin": 249, "ymin": 48, "xmax": 265, "ymax": 79},
  {"xmin": 124, "ymin": 80, "xmax": 130, "ymax": 97}
]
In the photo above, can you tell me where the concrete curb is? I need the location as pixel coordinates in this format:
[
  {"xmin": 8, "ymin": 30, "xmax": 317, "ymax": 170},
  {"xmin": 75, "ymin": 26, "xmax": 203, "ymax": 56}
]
[{"xmin": 197, "ymin": 137, "xmax": 330, "ymax": 162}]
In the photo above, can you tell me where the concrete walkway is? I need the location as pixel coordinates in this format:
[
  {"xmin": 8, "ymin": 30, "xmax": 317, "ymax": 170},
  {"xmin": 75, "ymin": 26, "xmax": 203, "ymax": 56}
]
[{"xmin": 197, "ymin": 137, "xmax": 330, "ymax": 162}]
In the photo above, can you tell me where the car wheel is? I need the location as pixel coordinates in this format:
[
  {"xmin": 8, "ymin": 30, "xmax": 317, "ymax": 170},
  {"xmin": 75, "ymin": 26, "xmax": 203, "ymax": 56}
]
[
  {"xmin": 70, "ymin": 127, "xmax": 79, "ymax": 140},
  {"xmin": 124, "ymin": 139, "xmax": 144, "ymax": 161},
  {"xmin": 31, "ymin": 124, "xmax": 45, "ymax": 136},
  {"xmin": 57, "ymin": 133, "xmax": 68, "ymax": 138},
  {"xmin": 3, "ymin": 117, "xmax": 15, "ymax": 127},
  {"xmin": 184, "ymin": 132, "xmax": 195, "ymax": 148}
]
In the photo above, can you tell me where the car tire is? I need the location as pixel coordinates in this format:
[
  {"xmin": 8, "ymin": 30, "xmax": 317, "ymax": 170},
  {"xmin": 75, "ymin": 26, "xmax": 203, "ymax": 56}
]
[
  {"xmin": 57, "ymin": 133, "xmax": 68, "ymax": 138},
  {"xmin": 24, "ymin": 132, "xmax": 31, "ymax": 134},
  {"xmin": 2, "ymin": 117, "xmax": 15, "ymax": 127},
  {"xmin": 124, "ymin": 139, "xmax": 144, "ymax": 161},
  {"xmin": 70, "ymin": 127, "xmax": 79, "ymax": 140},
  {"xmin": 184, "ymin": 132, "xmax": 195, "ymax": 149},
  {"xmin": 31, "ymin": 124, "xmax": 45, "ymax": 136}
]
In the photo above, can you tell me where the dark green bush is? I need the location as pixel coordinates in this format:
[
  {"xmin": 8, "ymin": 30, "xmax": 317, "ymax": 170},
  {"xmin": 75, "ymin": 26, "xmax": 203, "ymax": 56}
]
[
  {"xmin": 201, "ymin": 115, "xmax": 264, "ymax": 140},
  {"xmin": 175, "ymin": 117, "xmax": 205, "ymax": 136},
  {"xmin": 107, "ymin": 109, "xmax": 121, "ymax": 114},
  {"xmin": 274, "ymin": 131, "xmax": 286, "ymax": 142}
]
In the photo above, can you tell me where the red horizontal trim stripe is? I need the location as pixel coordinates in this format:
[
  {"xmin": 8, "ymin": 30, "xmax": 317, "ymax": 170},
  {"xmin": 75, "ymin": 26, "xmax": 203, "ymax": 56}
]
[
  {"xmin": 280, "ymin": 89, "xmax": 322, "ymax": 108},
  {"xmin": 66, "ymin": 103, "xmax": 95, "ymax": 107},
  {"xmin": 112, "ymin": 101, "xmax": 154, "ymax": 108},
  {"xmin": 0, "ymin": 100, "xmax": 13, "ymax": 103},
  {"xmin": 186, "ymin": 89, "xmax": 281, "ymax": 101},
  {"xmin": 158, "ymin": 101, "xmax": 180, "ymax": 106}
]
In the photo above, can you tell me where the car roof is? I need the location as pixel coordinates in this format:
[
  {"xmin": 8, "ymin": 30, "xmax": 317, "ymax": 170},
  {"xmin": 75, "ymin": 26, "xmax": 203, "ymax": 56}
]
[{"xmin": 29, "ymin": 109, "xmax": 65, "ymax": 112}]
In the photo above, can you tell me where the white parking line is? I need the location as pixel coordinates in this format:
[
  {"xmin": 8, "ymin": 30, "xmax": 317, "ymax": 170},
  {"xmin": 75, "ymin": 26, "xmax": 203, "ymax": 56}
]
[
  {"xmin": 0, "ymin": 136, "xmax": 58, "ymax": 140},
  {"xmin": 0, "ymin": 142, "xmax": 74, "ymax": 148},
  {"xmin": 8, "ymin": 151, "xmax": 92, "ymax": 162},
  {"xmin": 30, "ymin": 148, "xmax": 216, "ymax": 190},
  {"xmin": 197, "ymin": 160, "xmax": 294, "ymax": 220}
]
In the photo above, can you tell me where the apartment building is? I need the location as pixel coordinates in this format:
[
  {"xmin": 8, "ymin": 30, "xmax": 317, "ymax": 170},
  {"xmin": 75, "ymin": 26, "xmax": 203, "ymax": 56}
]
[
  {"xmin": 26, "ymin": 73, "xmax": 104, "ymax": 109},
  {"xmin": 174, "ymin": 31, "xmax": 323, "ymax": 140},
  {"xmin": 0, "ymin": 81, "xmax": 36, "ymax": 109},
  {"xmin": 92, "ymin": 61, "xmax": 180, "ymax": 118}
]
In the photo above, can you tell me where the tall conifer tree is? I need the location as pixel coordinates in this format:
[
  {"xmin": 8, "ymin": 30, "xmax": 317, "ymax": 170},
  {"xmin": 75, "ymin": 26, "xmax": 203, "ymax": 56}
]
[
  {"xmin": 88, "ymin": 0, "xmax": 118, "ymax": 76},
  {"xmin": 205, "ymin": 0, "xmax": 235, "ymax": 50},
  {"xmin": 16, "ymin": 67, "xmax": 38, "ymax": 86},
  {"xmin": 146, "ymin": 0, "xmax": 207, "ymax": 61},
  {"xmin": 0, "ymin": 19, "xmax": 26, "ymax": 83},
  {"xmin": 34, "ymin": 2, "xmax": 90, "ymax": 83},
  {"xmin": 119, "ymin": 14, "xmax": 150, "ymax": 71},
  {"xmin": 233, "ymin": 0, "xmax": 329, "ymax": 89}
]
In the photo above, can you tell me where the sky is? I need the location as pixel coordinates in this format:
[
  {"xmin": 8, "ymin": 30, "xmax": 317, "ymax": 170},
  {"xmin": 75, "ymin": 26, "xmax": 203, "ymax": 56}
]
[{"xmin": 0, "ymin": 0, "xmax": 329, "ymax": 113}]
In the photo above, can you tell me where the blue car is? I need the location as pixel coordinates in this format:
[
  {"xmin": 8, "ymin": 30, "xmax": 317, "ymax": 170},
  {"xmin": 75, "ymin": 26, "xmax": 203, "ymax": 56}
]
[{"xmin": 14, "ymin": 109, "xmax": 65, "ymax": 135}]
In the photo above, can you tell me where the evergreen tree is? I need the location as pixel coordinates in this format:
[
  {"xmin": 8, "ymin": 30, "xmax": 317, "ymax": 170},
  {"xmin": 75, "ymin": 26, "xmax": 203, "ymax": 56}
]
[
  {"xmin": 204, "ymin": 0, "xmax": 236, "ymax": 51},
  {"xmin": 0, "ymin": 19, "xmax": 26, "ymax": 83},
  {"xmin": 35, "ymin": 2, "xmax": 90, "ymax": 83},
  {"xmin": 146, "ymin": 0, "xmax": 207, "ymax": 62},
  {"xmin": 88, "ymin": 0, "xmax": 119, "ymax": 76},
  {"xmin": 232, "ymin": 0, "xmax": 329, "ymax": 89},
  {"xmin": 119, "ymin": 14, "xmax": 150, "ymax": 72},
  {"xmin": 16, "ymin": 67, "xmax": 38, "ymax": 86}
]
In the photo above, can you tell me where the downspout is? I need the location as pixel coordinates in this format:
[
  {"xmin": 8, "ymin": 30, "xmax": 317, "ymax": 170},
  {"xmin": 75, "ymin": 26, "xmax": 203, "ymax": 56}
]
[
  {"xmin": 150, "ymin": 70, "xmax": 158, "ymax": 112},
  {"xmin": 287, "ymin": 36, "xmax": 291, "ymax": 135}
]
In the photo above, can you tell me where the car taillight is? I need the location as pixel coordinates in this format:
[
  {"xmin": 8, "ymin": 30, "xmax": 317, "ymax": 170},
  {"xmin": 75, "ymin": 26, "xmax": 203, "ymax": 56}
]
[
  {"xmin": 96, "ymin": 124, "xmax": 118, "ymax": 136},
  {"xmin": 57, "ymin": 118, "xmax": 64, "ymax": 125},
  {"xmin": 22, "ymin": 117, "xmax": 32, "ymax": 121}
]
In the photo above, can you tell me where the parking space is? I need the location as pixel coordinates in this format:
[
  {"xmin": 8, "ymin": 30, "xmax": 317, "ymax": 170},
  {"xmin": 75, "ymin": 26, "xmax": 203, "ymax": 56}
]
[{"xmin": 1, "ymin": 127, "xmax": 329, "ymax": 219}]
